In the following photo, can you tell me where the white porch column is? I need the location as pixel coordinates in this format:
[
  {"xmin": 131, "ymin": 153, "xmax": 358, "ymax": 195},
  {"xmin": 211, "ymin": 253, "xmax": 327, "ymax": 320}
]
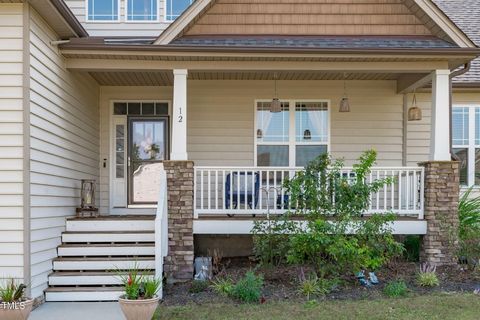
[
  {"xmin": 430, "ymin": 69, "xmax": 451, "ymax": 161},
  {"xmin": 171, "ymin": 69, "xmax": 188, "ymax": 160}
]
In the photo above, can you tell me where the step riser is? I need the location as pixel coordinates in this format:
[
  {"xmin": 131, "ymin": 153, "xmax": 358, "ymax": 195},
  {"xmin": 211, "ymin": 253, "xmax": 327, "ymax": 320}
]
[
  {"xmin": 46, "ymin": 291, "xmax": 123, "ymax": 302},
  {"xmin": 66, "ymin": 220, "xmax": 155, "ymax": 232},
  {"xmin": 53, "ymin": 260, "xmax": 155, "ymax": 271},
  {"xmin": 62, "ymin": 233, "xmax": 155, "ymax": 243},
  {"xmin": 58, "ymin": 246, "xmax": 155, "ymax": 257},
  {"xmin": 48, "ymin": 275, "xmax": 154, "ymax": 286}
]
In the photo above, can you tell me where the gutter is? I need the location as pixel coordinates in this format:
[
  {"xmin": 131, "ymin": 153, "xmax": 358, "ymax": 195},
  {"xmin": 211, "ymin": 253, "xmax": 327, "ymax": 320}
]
[
  {"xmin": 449, "ymin": 62, "xmax": 471, "ymax": 160},
  {"xmin": 48, "ymin": 0, "xmax": 88, "ymax": 37}
]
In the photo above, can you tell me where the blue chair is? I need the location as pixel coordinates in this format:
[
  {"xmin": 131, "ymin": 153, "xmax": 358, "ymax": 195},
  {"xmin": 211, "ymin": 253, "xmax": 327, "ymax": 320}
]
[{"xmin": 225, "ymin": 172, "xmax": 260, "ymax": 210}]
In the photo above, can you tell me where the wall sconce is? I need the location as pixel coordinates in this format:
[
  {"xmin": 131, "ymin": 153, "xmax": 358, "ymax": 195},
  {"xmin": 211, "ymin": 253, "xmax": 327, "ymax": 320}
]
[
  {"xmin": 303, "ymin": 129, "xmax": 312, "ymax": 140},
  {"xmin": 257, "ymin": 129, "xmax": 263, "ymax": 139}
]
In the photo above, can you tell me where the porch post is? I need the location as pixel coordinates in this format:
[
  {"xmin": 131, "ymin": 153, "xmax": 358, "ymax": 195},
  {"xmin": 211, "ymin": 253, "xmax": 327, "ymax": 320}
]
[
  {"xmin": 430, "ymin": 69, "xmax": 451, "ymax": 161},
  {"xmin": 171, "ymin": 69, "xmax": 188, "ymax": 160}
]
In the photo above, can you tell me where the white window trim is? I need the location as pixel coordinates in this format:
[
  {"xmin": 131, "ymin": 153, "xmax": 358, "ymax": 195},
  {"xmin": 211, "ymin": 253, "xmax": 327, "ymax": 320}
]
[
  {"xmin": 253, "ymin": 99, "xmax": 331, "ymax": 167},
  {"xmin": 109, "ymin": 100, "xmax": 172, "ymax": 212},
  {"xmin": 452, "ymin": 104, "xmax": 479, "ymax": 186},
  {"xmin": 85, "ymin": 0, "xmax": 121, "ymax": 23},
  {"xmin": 164, "ymin": 0, "xmax": 193, "ymax": 22},
  {"xmin": 125, "ymin": 0, "xmax": 160, "ymax": 23}
]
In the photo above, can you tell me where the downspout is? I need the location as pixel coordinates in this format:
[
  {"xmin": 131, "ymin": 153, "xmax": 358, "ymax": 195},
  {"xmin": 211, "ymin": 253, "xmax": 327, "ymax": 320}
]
[{"xmin": 449, "ymin": 63, "xmax": 471, "ymax": 160}]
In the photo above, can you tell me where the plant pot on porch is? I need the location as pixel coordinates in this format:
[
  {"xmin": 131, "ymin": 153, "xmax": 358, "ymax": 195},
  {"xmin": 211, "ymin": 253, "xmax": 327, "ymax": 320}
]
[
  {"xmin": 0, "ymin": 298, "xmax": 34, "ymax": 320},
  {"xmin": 118, "ymin": 296, "xmax": 160, "ymax": 320}
]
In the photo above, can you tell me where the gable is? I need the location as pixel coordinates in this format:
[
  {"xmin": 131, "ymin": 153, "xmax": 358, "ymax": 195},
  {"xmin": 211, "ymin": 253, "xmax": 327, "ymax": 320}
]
[{"xmin": 184, "ymin": 0, "xmax": 434, "ymax": 37}]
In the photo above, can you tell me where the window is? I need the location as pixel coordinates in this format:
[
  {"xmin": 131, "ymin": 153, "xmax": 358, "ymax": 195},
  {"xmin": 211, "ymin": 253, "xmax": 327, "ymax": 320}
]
[
  {"xmin": 87, "ymin": 0, "xmax": 119, "ymax": 21},
  {"xmin": 165, "ymin": 0, "xmax": 194, "ymax": 21},
  {"xmin": 256, "ymin": 100, "xmax": 329, "ymax": 167},
  {"xmin": 127, "ymin": 0, "xmax": 158, "ymax": 21},
  {"xmin": 113, "ymin": 102, "xmax": 168, "ymax": 116},
  {"xmin": 452, "ymin": 105, "xmax": 480, "ymax": 186}
]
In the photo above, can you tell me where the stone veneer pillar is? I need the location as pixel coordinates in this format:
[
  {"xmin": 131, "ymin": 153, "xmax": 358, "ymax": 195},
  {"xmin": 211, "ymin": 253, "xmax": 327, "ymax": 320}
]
[
  {"xmin": 162, "ymin": 161, "xmax": 194, "ymax": 282},
  {"xmin": 419, "ymin": 161, "xmax": 460, "ymax": 265}
]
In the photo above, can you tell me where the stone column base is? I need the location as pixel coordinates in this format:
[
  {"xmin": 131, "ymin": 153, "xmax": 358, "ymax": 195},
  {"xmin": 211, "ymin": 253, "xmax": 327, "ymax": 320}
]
[
  {"xmin": 418, "ymin": 161, "xmax": 460, "ymax": 265},
  {"xmin": 163, "ymin": 161, "xmax": 194, "ymax": 282}
]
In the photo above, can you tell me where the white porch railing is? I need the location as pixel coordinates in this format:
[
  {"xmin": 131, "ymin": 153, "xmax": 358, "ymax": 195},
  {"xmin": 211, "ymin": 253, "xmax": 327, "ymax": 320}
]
[
  {"xmin": 155, "ymin": 165, "xmax": 169, "ymax": 299},
  {"xmin": 194, "ymin": 166, "xmax": 424, "ymax": 219}
]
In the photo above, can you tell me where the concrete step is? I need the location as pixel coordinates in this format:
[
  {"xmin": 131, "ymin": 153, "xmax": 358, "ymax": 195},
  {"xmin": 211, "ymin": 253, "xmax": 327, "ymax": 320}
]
[
  {"xmin": 57, "ymin": 243, "xmax": 155, "ymax": 257},
  {"xmin": 66, "ymin": 216, "xmax": 155, "ymax": 232},
  {"xmin": 45, "ymin": 286, "xmax": 124, "ymax": 302},
  {"xmin": 48, "ymin": 271, "xmax": 154, "ymax": 286},
  {"xmin": 53, "ymin": 257, "xmax": 155, "ymax": 271},
  {"xmin": 62, "ymin": 231, "xmax": 155, "ymax": 243}
]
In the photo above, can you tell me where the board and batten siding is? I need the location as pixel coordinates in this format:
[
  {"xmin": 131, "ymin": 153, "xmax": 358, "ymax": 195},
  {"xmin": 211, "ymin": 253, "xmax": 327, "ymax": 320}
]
[
  {"xmin": 63, "ymin": 0, "xmax": 171, "ymax": 37},
  {"xmin": 29, "ymin": 7, "xmax": 100, "ymax": 299},
  {"xmin": 0, "ymin": 2, "xmax": 24, "ymax": 281}
]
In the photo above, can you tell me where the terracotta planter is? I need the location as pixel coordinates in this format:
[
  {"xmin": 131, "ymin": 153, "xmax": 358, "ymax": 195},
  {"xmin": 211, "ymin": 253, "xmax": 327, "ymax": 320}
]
[
  {"xmin": 0, "ymin": 298, "xmax": 34, "ymax": 320},
  {"xmin": 118, "ymin": 296, "xmax": 160, "ymax": 320}
]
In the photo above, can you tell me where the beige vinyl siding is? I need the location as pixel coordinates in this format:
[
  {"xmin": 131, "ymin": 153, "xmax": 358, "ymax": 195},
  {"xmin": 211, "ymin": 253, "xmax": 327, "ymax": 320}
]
[
  {"xmin": 29, "ymin": 7, "xmax": 100, "ymax": 299},
  {"xmin": 64, "ymin": 0, "xmax": 171, "ymax": 37},
  {"xmin": 188, "ymin": 80, "xmax": 404, "ymax": 167},
  {"xmin": 0, "ymin": 2, "xmax": 24, "ymax": 281}
]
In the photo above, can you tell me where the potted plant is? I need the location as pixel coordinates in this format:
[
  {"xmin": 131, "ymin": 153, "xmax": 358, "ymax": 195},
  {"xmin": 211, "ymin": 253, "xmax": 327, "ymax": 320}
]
[
  {"xmin": 118, "ymin": 268, "xmax": 161, "ymax": 320},
  {"xmin": 0, "ymin": 278, "xmax": 34, "ymax": 320}
]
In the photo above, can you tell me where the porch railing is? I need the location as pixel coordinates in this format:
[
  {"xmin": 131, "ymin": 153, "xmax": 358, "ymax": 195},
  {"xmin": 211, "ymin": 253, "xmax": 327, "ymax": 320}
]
[{"xmin": 194, "ymin": 166, "xmax": 424, "ymax": 219}]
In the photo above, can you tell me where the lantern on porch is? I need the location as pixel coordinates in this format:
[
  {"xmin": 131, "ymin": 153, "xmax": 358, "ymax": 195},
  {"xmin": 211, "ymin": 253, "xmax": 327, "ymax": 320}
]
[
  {"xmin": 270, "ymin": 73, "xmax": 282, "ymax": 113},
  {"xmin": 408, "ymin": 92, "xmax": 422, "ymax": 121},
  {"xmin": 80, "ymin": 179, "xmax": 96, "ymax": 209},
  {"xmin": 339, "ymin": 73, "xmax": 351, "ymax": 113}
]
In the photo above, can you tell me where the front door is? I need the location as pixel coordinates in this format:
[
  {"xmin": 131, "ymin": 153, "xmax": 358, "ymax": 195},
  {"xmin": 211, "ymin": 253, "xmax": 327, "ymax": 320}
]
[{"xmin": 128, "ymin": 117, "xmax": 168, "ymax": 204}]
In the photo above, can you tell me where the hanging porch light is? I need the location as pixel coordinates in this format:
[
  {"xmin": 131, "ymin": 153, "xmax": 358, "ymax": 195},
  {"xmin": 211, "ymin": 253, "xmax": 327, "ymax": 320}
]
[
  {"xmin": 339, "ymin": 73, "xmax": 351, "ymax": 113},
  {"xmin": 270, "ymin": 73, "xmax": 282, "ymax": 113},
  {"xmin": 408, "ymin": 92, "xmax": 422, "ymax": 121}
]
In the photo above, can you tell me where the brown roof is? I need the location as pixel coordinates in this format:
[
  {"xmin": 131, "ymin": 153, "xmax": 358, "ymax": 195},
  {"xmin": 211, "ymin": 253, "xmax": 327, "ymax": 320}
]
[{"xmin": 433, "ymin": 0, "xmax": 480, "ymax": 85}]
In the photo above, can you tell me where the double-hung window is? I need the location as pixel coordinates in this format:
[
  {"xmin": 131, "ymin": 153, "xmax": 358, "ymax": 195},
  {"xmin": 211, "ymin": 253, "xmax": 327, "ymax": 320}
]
[
  {"xmin": 255, "ymin": 100, "xmax": 329, "ymax": 167},
  {"xmin": 452, "ymin": 105, "xmax": 480, "ymax": 186},
  {"xmin": 126, "ymin": 0, "xmax": 158, "ymax": 21},
  {"xmin": 165, "ymin": 0, "xmax": 194, "ymax": 21},
  {"xmin": 87, "ymin": 0, "xmax": 119, "ymax": 21}
]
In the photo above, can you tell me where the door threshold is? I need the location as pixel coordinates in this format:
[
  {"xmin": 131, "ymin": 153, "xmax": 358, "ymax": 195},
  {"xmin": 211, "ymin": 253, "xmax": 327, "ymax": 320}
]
[{"xmin": 127, "ymin": 205, "xmax": 157, "ymax": 209}]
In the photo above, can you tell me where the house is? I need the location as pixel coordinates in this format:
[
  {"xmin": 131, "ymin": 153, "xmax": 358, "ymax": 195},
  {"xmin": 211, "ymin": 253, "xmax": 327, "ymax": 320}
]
[{"xmin": 0, "ymin": 0, "xmax": 479, "ymax": 303}]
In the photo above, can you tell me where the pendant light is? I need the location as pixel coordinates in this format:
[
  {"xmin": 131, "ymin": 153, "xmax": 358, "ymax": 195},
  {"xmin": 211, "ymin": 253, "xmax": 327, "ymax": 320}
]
[
  {"xmin": 339, "ymin": 72, "xmax": 351, "ymax": 113},
  {"xmin": 408, "ymin": 91, "xmax": 422, "ymax": 121},
  {"xmin": 270, "ymin": 73, "xmax": 282, "ymax": 113}
]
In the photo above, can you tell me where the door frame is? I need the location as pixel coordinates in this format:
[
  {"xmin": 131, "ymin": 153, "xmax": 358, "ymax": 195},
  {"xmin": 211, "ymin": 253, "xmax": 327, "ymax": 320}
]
[
  {"xmin": 108, "ymin": 100, "xmax": 172, "ymax": 213},
  {"xmin": 127, "ymin": 116, "xmax": 169, "ymax": 205}
]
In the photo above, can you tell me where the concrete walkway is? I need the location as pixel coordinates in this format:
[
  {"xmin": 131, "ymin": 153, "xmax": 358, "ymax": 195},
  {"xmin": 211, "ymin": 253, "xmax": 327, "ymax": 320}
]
[{"xmin": 30, "ymin": 302, "xmax": 126, "ymax": 320}]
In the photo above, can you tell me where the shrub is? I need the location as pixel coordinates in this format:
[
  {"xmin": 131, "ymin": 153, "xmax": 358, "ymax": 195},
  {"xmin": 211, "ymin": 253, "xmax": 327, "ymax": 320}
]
[
  {"xmin": 384, "ymin": 280, "xmax": 408, "ymax": 298},
  {"xmin": 211, "ymin": 278, "xmax": 234, "ymax": 297},
  {"xmin": 458, "ymin": 188, "xmax": 480, "ymax": 265},
  {"xmin": 416, "ymin": 263, "xmax": 439, "ymax": 287},
  {"xmin": 297, "ymin": 272, "xmax": 338, "ymax": 300},
  {"xmin": 254, "ymin": 150, "xmax": 404, "ymax": 278},
  {"xmin": 231, "ymin": 271, "xmax": 263, "ymax": 303},
  {"xmin": 189, "ymin": 280, "xmax": 209, "ymax": 293},
  {"xmin": 0, "ymin": 279, "xmax": 27, "ymax": 302}
]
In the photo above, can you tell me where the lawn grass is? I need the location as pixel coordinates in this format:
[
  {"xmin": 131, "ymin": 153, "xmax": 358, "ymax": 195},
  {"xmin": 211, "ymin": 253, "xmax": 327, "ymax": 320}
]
[{"xmin": 155, "ymin": 293, "xmax": 480, "ymax": 320}]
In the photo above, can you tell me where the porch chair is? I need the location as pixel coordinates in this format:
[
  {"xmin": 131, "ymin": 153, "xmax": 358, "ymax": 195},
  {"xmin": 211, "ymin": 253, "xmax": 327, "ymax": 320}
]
[{"xmin": 225, "ymin": 172, "xmax": 260, "ymax": 211}]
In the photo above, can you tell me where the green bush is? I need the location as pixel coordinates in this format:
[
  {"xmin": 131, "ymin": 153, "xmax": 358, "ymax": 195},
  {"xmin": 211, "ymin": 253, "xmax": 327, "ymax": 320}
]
[
  {"xmin": 458, "ymin": 188, "xmax": 480, "ymax": 265},
  {"xmin": 210, "ymin": 278, "xmax": 234, "ymax": 297},
  {"xmin": 0, "ymin": 279, "xmax": 26, "ymax": 302},
  {"xmin": 416, "ymin": 272, "xmax": 439, "ymax": 287},
  {"xmin": 231, "ymin": 271, "xmax": 263, "ymax": 303},
  {"xmin": 384, "ymin": 280, "xmax": 408, "ymax": 298},
  {"xmin": 254, "ymin": 150, "xmax": 404, "ymax": 278},
  {"xmin": 298, "ymin": 273, "xmax": 338, "ymax": 300},
  {"xmin": 189, "ymin": 280, "xmax": 209, "ymax": 293}
]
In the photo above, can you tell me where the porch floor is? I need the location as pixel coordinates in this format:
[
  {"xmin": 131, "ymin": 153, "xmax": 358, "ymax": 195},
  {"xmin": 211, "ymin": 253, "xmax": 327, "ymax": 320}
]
[
  {"xmin": 31, "ymin": 302, "xmax": 124, "ymax": 320},
  {"xmin": 66, "ymin": 215, "xmax": 155, "ymax": 220}
]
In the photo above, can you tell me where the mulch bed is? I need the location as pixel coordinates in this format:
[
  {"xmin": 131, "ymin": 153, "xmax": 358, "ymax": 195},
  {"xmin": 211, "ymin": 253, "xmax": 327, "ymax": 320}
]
[{"xmin": 161, "ymin": 258, "xmax": 480, "ymax": 306}]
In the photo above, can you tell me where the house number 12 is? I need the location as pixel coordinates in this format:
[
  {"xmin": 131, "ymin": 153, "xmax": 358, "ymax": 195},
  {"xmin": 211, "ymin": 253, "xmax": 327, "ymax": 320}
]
[{"xmin": 178, "ymin": 107, "xmax": 183, "ymax": 122}]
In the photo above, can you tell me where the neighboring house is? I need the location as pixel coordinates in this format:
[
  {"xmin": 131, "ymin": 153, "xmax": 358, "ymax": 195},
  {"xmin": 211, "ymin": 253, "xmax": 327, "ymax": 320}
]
[{"xmin": 0, "ymin": 0, "xmax": 478, "ymax": 303}]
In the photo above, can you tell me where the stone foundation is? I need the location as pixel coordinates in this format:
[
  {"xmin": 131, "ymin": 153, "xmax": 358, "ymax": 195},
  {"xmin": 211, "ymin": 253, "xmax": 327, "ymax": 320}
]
[
  {"xmin": 163, "ymin": 161, "xmax": 194, "ymax": 282},
  {"xmin": 419, "ymin": 161, "xmax": 460, "ymax": 265}
]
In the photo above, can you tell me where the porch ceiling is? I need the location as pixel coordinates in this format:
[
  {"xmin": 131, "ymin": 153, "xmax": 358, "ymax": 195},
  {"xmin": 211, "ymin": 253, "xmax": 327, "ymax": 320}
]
[{"xmin": 89, "ymin": 71, "xmax": 399, "ymax": 86}]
